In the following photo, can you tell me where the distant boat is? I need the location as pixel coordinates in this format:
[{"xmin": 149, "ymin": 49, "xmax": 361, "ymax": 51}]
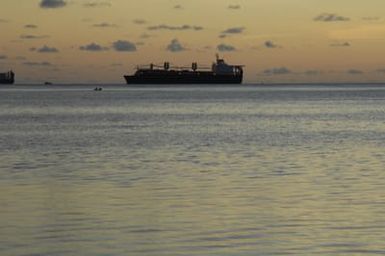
[
  {"xmin": 44, "ymin": 82, "xmax": 53, "ymax": 85},
  {"xmin": 0, "ymin": 70, "xmax": 15, "ymax": 84},
  {"xmin": 124, "ymin": 55, "xmax": 244, "ymax": 84}
]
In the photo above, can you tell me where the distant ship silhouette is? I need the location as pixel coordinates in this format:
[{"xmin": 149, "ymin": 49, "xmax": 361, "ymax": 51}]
[
  {"xmin": 124, "ymin": 55, "xmax": 243, "ymax": 84},
  {"xmin": 0, "ymin": 70, "xmax": 15, "ymax": 84}
]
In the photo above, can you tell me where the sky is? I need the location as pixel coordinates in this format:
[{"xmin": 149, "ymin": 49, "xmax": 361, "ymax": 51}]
[{"xmin": 1, "ymin": 0, "xmax": 385, "ymax": 83}]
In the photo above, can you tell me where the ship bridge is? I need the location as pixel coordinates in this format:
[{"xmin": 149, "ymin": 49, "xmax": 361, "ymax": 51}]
[{"xmin": 212, "ymin": 55, "xmax": 243, "ymax": 75}]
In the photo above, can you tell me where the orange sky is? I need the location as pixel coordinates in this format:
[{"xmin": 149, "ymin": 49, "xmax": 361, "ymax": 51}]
[{"xmin": 1, "ymin": 0, "xmax": 385, "ymax": 83}]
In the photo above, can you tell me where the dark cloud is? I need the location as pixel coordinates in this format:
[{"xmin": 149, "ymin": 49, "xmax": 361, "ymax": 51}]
[
  {"xmin": 264, "ymin": 67, "xmax": 291, "ymax": 75},
  {"xmin": 36, "ymin": 45, "xmax": 59, "ymax": 53},
  {"xmin": 347, "ymin": 69, "xmax": 363, "ymax": 75},
  {"xmin": 148, "ymin": 24, "xmax": 203, "ymax": 31},
  {"xmin": 314, "ymin": 13, "xmax": 350, "ymax": 22},
  {"xmin": 228, "ymin": 5, "xmax": 241, "ymax": 9},
  {"xmin": 217, "ymin": 43, "xmax": 236, "ymax": 52},
  {"xmin": 0, "ymin": 19, "xmax": 9, "ymax": 23},
  {"xmin": 79, "ymin": 42, "xmax": 109, "ymax": 51},
  {"xmin": 264, "ymin": 40, "xmax": 280, "ymax": 48},
  {"xmin": 221, "ymin": 27, "xmax": 245, "ymax": 34},
  {"xmin": 83, "ymin": 2, "xmax": 111, "ymax": 8},
  {"xmin": 166, "ymin": 39, "xmax": 185, "ymax": 52},
  {"xmin": 23, "ymin": 61, "xmax": 52, "ymax": 66},
  {"xmin": 24, "ymin": 24, "xmax": 38, "ymax": 29},
  {"xmin": 112, "ymin": 40, "xmax": 137, "ymax": 52},
  {"xmin": 92, "ymin": 22, "xmax": 117, "ymax": 28},
  {"xmin": 174, "ymin": 5, "xmax": 182, "ymax": 9},
  {"xmin": 0, "ymin": 55, "xmax": 7, "ymax": 59},
  {"xmin": 219, "ymin": 34, "xmax": 227, "ymax": 38},
  {"xmin": 40, "ymin": 0, "xmax": 67, "ymax": 8},
  {"xmin": 133, "ymin": 19, "xmax": 147, "ymax": 25},
  {"xmin": 330, "ymin": 42, "xmax": 350, "ymax": 47},
  {"xmin": 20, "ymin": 34, "xmax": 49, "ymax": 39}
]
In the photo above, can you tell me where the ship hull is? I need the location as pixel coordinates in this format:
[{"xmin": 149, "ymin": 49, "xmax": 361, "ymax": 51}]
[
  {"xmin": 0, "ymin": 79, "xmax": 14, "ymax": 85},
  {"xmin": 124, "ymin": 72, "xmax": 242, "ymax": 84}
]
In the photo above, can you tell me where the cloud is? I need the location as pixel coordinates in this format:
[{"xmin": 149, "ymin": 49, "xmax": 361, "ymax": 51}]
[
  {"xmin": 0, "ymin": 19, "xmax": 9, "ymax": 23},
  {"xmin": 148, "ymin": 24, "xmax": 203, "ymax": 31},
  {"xmin": 23, "ymin": 61, "xmax": 52, "ymax": 66},
  {"xmin": 304, "ymin": 70, "xmax": 320, "ymax": 76},
  {"xmin": 347, "ymin": 69, "xmax": 363, "ymax": 75},
  {"xmin": 314, "ymin": 13, "xmax": 350, "ymax": 22},
  {"xmin": 362, "ymin": 17, "xmax": 380, "ymax": 21},
  {"xmin": 264, "ymin": 67, "xmax": 291, "ymax": 75},
  {"xmin": 36, "ymin": 45, "xmax": 59, "ymax": 53},
  {"xmin": 330, "ymin": 42, "xmax": 350, "ymax": 47},
  {"xmin": 166, "ymin": 39, "xmax": 186, "ymax": 52},
  {"xmin": 133, "ymin": 19, "xmax": 147, "ymax": 25},
  {"xmin": 264, "ymin": 40, "xmax": 280, "ymax": 48},
  {"xmin": 92, "ymin": 22, "xmax": 117, "ymax": 28},
  {"xmin": 221, "ymin": 27, "xmax": 245, "ymax": 34},
  {"xmin": 20, "ymin": 34, "xmax": 49, "ymax": 39},
  {"xmin": 329, "ymin": 25, "xmax": 385, "ymax": 40},
  {"xmin": 83, "ymin": 2, "xmax": 111, "ymax": 8},
  {"xmin": 40, "ymin": 0, "xmax": 67, "ymax": 8},
  {"xmin": 376, "ymin": 68, "xmax": 385, "ymax": 73},
  {"xmin": 217, "ymin": 43, "xmax": 236, "ymax": 52},
  {"xmin": 140, "ymin": 33, "xmax": 152, "ymax": 39},
  {"xmin": 0, "ymin": 55, "xmax": 7, "ymax": 59},
  {"xmin": 228, "ymin": 5, "xmax": 241, "ymax": 9},
  {"xmin": 79, "ymin": 42, "xmax": 109, "ymax": 51},
  {"xmin": 24, "ymin": 24, "xmax": 38, "ymax": 29},
  {"xmin": 196, "ymin": 45, "xmax": 212, "ymax": 52},
  {"xmin": 112, "ymin": 40, "xmax": 137, "ymax": 52},
  {"xmin": 174, "ymin": 5, "xmax": 182, "ymax": 9}
]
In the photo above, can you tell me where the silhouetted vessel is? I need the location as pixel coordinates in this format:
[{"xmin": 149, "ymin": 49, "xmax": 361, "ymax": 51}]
[
  {"xmin": 0, "ymin": 70, "xmax": 15, "ymax": 84},
  {"xmin": 124, "ymin": 55, "xmax": 243, "ymax": 84}
]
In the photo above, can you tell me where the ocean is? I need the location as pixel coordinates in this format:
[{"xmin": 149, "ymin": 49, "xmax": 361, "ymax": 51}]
[{"xmin": 1, "ymin": 84, "xmax": 385, "ymax": 255}]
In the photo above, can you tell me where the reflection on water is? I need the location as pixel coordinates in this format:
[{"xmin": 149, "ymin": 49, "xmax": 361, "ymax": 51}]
[{"xmin": 1, "ymin": 85, "xmax": 385, "ymax": 255}]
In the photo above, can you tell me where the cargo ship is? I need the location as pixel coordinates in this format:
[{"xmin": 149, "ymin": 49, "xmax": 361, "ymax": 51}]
[
  {"xmin": 124, "ymin": 55, "xmax": 243, "ymax": 84},
  {"xmin": 0, "ymin": 70, "xmax": 15, "ymax": 84}
]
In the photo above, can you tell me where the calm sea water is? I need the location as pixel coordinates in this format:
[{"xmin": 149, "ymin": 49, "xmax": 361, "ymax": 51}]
[{"xmin": 1, "ymin": 84, "xmax": 385, "ymax": 256}]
